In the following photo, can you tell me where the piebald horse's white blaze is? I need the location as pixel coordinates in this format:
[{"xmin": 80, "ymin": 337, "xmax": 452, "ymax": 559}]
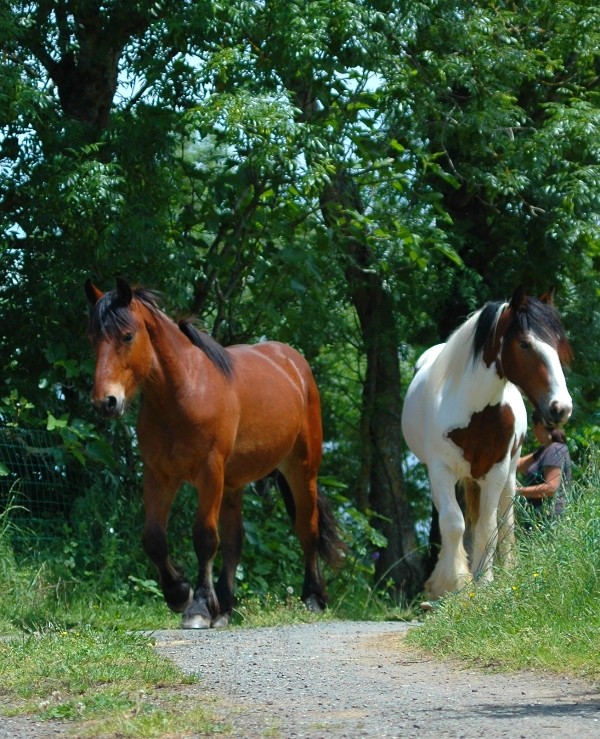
[{"xmin": 402, "ymin": 287, "xmax": 572, "ymax": 598}]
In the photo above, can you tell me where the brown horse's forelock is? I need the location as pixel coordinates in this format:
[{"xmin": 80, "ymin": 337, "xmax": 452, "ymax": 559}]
[{"xmin": 88, "ymin": 288, "xmax": 161, "ymax": 344}]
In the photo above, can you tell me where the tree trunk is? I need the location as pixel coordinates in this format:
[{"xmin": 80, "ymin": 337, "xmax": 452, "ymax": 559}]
[
  {"xmin": 29, "ymin": 3, "xmax": 154, "ymax": 135},
  {"xmin": 321, "ymin": 171, "xmax": 425, "ymax": 597}
]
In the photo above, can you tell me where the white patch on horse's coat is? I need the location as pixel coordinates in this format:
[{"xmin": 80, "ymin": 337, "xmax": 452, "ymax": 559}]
[{"xmin": 532, "ymin": 336, "xmax": 573, "ymax": 421}]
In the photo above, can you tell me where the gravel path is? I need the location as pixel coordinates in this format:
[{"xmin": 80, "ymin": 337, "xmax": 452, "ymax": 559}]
[
  {"xmin": 152, "ymin": 620, "xmax": 600, "ymax": 738},
  {"xmin": 1, "ymin": 621, "xmax": 598, "ymax": 737}
]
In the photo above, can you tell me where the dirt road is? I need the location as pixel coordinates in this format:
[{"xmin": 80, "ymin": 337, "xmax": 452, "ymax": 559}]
[{"xmin": 152, "ymin": 620, "xmax": 599, "ymax": 738}]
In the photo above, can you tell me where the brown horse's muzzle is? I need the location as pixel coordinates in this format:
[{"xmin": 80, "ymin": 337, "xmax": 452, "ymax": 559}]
[{"xmin": 92, "ymin": 394, "xmax": 125, "ymax": 419}]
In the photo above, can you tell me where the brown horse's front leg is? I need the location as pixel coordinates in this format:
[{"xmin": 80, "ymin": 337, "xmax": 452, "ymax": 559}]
[
  {"xmin": 142, "ymin": 470, "xmax": 193, "ymax": 613},
  {"xmin": 182, "ymin": 462, "xmax": 225, "ymax": 629},
  {"xmin": 213, "ymin": 488, "xmax": 244, "ymax": 627},
  {"xmin": 181, "ymin": 518, "xmax": 220, "ymax": 629},
  {"xmin": 142, "ymin": 520, "xmax": 193, "ymax": 612}
]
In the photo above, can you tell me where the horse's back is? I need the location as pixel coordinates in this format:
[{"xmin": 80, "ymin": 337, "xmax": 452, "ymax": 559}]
[
  {"xmin": 222, "ymin": 341, "xmax": 322, "ymax": 487},
  {"xmin": 402, "ymin": 343, "xmax": 446, "ymax": 466},
  {"xmin": 415, "ymin": 343, "xmax": 445, "ymax": 373},
  {"xmin": 229, "ymin": 341, "xmax": 317, "ymax": 401}
]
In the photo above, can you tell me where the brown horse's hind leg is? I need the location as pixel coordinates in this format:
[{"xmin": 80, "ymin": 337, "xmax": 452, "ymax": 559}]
[
  {"xmin": 279, "ymin": 465, "xmax": 327, "ymax": 611},
  {"xmin": 142, "ymin": 469, "xmax": 193, "ymax": 613},
  {"xmin": 213, "ymin": 488, "xmax": 244, "ymax": 628}
]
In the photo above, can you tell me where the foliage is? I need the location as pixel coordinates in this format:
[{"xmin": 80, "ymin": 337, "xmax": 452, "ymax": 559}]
[
  {"xmin": 2, "ymin": 0, "xmax": 600, "ymax": 599},
  {"xmin": 407, "ymin": 447, "xmax": 600, "ymax": 679}
]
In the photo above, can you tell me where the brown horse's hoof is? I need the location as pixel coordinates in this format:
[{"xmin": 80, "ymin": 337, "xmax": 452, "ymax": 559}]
[
  {"xmin": 211, "ymin": 613, "xmax": 230, "ymax": 628},
  {"xmin": 304, "ymin": 595, "xmax": 325, "ymax": 613},
  {"xmin": 166, "ymin": 584, "xmax": 194, "ymax": 614},
  {"xmin": 181, "ymin": 613, "xmax": 212, "ymax": 629}
]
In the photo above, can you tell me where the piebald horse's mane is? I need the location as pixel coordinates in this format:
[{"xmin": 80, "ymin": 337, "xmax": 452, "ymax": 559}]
[
  {"xmin": 88, "ymin": 285, "xmax": 233, "ymax": 377},
  {"xmin": 429, "ymin": 296, "xmax": 572, "ymax": 388}
]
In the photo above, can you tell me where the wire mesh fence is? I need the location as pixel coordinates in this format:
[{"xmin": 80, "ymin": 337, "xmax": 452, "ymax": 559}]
[{"xmin": 0, "ymin": 427, "xmax": 87, "ymax": 542}]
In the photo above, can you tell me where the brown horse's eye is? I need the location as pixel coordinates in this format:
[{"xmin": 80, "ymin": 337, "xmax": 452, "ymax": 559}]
[{"xmin": 122, "ymin": 332, "xmax": 134, "ymax": 345}]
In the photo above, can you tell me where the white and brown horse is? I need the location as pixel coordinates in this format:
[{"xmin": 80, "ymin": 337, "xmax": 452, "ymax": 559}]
[{"xmin": 402, "ymin": 287, "xmax": 572, "ymax": 598}]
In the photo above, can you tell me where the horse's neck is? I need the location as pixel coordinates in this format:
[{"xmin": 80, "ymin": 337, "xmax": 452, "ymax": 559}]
[
  {"xmin": 142, "ymin": 310, "xmax": 200, "ymax": 398},
  {"xmin": 456, "ymin": 358, "xmax": 507, "ymax": 410},
  {"xmin": 437, "ymin": 317, "xmax": 507, "ymax": 410}
]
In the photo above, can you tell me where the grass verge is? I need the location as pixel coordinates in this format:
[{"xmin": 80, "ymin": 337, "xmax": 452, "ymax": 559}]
[
  {"xmin": 406, "ymin": 475, "xmax": 600, "ymax": 681},
  {"xmin": 0, "ymin": 626, "xmax": 229, "ymax": 737}
]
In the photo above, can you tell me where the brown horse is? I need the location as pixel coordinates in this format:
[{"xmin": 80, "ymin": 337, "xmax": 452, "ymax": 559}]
[{"xmin": 85, "ymin": 278, "xmax": 343, "ymax": 628}]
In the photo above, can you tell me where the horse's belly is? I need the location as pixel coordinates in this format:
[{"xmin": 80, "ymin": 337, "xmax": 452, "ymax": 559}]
[{"xmin": 224, "ymin": 436, "xmax": 297, "ymax": 489}]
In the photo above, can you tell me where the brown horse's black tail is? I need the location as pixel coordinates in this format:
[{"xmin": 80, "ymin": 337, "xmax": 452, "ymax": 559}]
[{"xmin": 274, "ymin": 471, "xmax": 346, "ymax": 569}]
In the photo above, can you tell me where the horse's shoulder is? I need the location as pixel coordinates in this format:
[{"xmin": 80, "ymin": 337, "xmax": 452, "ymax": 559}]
[{"xmin": 446, "ymin": 401, "xmax": 521, "ymax": 479}]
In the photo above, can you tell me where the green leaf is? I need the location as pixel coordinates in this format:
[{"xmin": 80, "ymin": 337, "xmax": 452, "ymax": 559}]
[
  {"xmin": 47, "ymin": 413, "xmax": 68, "ymax": 431},
  {"xmin": 434, "ymin": 243, "xmax": 463, "ymax": 267},
  {"xmin": 85, "ymin": 440, "xmax": 116, "ymax": 468},
  {"xmin": 389, "ymin": 138, "xmax": 405, "ymax": 153}
]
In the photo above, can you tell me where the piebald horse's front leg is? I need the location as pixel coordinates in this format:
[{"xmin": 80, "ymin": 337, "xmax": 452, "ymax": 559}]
[
  {"xmin": 470, "ymin": 469, "xmax": 510, "ymax": 583},
  {"xmin": 496, "ymin": 475, "xmax": 517, "ymax": 568},
  {"xmin": 141, "ymin": 468, "xmax": 193, "ymax": 613},
  {"xmin": 426, "ymin": 465, "xmax": 472, "ymax": 599}
]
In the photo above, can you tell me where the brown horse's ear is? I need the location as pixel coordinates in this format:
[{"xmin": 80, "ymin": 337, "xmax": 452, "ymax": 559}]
[
  {"xmin": 85, "ymin": 279, "xmax": 103, "ymax": 306},
  {"xmin": 540, "ymin": 286, "xmax": 556, "ymax": 305},
  {"xmin": 509, "ymin": 285, "xmax": 528, "ymax": 311},
  {"xmin": 115, "ymin": 277, "xmax": 133, "ymax": 306}
]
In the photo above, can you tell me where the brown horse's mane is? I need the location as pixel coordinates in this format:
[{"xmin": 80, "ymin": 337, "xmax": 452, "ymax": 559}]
[
  {"xmin": 178, "ymin": 320, "xmax": 234, "ymax": 378},
  {"xmin": 89, "ymin": 286, "xmax": 233, "ymax": 378}
]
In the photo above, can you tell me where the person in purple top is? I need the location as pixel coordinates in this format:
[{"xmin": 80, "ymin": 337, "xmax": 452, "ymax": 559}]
[{"xmin": 517, "ymin": 409, "xmax": 572, "ymax": 520}]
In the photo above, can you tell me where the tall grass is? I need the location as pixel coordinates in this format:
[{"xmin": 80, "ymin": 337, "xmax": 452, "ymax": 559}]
[{"xmin": 406, "ymin": 456, "xmax": 600, "ymax": 680}]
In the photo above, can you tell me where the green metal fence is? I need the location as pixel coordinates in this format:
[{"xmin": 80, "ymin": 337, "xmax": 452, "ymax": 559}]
[{"xmin": 0, "ymin": 427, "xmax": 86, "ymax": 541}]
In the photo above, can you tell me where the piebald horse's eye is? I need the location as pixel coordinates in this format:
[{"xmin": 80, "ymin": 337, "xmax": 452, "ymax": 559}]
[{"xmin": 519, "ymin": 339, "xmax": 531, "ymax": 351}]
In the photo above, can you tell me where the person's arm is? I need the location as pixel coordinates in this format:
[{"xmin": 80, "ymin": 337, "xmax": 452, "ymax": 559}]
[
  {"xmin": 517, "ymin": 451, "xmax": 535, "ymax": 475},
  {"xmin": 516, "ymin": 465, "xmax": 561, "ymax": 499}
]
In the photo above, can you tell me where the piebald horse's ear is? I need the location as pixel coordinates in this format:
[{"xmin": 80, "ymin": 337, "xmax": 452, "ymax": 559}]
[
  {"xmin": 540, "ymin": 286, "xmax": 556, "ymax": 305},
  {"xmin": 115, "ymin": 277, "xmax": 133, "ymax": 306},
  {"xmin": 509, "ymin": 285, "xmax": 528, "ymax": 311},
  {"xmin": 85, "ymin": 279, "xmax": 103, "ymax": 306}
]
